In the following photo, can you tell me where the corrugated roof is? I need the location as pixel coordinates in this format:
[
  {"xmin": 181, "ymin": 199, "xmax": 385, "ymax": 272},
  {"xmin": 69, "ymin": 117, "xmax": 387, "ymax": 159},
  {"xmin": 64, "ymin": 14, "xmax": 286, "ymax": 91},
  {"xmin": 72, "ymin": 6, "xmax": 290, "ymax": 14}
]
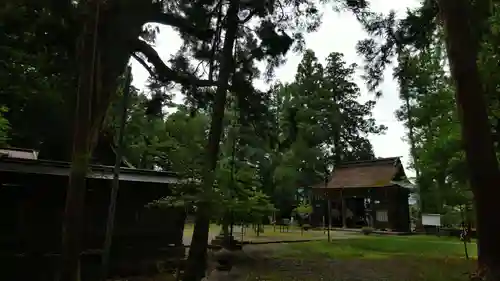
[
  {"xmin": 0, "ymin": 157, "xmax": 180, "ymax": 184},
  {"xmin": 316, "ymin": 157, "xmax": 404, "ymax": 189}
]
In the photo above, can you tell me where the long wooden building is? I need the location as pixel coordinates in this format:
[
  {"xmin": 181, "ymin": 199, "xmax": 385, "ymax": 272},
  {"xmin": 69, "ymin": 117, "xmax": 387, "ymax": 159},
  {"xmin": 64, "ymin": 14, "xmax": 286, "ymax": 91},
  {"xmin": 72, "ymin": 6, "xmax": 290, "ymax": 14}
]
[
  {"xmin": 0, "ymin": 148, "xmax": 186, "ymax": 280},
  {"xmin": 310, "ymin": 157, "xmax": 412, "ymax": 233}
]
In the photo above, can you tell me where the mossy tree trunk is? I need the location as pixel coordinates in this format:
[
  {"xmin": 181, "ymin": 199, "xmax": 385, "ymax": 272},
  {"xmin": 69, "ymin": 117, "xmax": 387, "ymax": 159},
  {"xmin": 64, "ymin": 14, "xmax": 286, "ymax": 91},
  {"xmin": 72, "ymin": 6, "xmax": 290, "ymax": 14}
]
[
  {"xmin": 59, "ymin": 1, "xmax": 220, "ymax": 280},
  {"xmin": 59, "ymin": 2, "xmax": 152, "ymax": 280},
  {"xmin": 438, "ymin": 0, "xmax": 500, "ymax": 279},
  {"xmin": 60, "ymin": 3, "xmax": 99, "ymax": 280}
]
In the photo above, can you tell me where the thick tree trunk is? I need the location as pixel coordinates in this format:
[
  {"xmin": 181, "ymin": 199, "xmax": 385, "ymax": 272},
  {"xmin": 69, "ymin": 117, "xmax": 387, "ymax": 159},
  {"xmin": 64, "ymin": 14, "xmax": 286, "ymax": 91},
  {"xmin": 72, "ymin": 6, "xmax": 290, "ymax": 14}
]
[
  {"xmin": 61, "ymin": 155, "xmax": 91, "ymax": 281},
  {"xmin": 182, "ymin": 1, "xmax": 240, "ymax": 281},
  {"xmin": 60, "ymin": 3, "xmax": 98, "ymax": 280},
  {"xmin": 60, "ymin": 1, "xmax": 150, "ymax": 280},
  {"xmin": 438, "ymin": 0, "xmax": 500, "ymax": 279}
]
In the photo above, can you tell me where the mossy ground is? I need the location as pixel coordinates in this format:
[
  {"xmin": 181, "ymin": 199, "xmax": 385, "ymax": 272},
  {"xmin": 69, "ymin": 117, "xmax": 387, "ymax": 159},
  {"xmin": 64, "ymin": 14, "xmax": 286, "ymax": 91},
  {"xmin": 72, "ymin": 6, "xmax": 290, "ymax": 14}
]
[{"xmin": 123, "ymin": 233, "xmax": 476, "ymax": 281}]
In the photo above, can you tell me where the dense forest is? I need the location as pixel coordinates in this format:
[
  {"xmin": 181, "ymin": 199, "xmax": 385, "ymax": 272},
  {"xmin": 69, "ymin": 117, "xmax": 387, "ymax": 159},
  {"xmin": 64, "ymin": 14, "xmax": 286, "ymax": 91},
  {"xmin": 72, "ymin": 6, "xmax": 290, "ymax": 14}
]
[{"xmin": 2, "ymin": 0, "xmax": 500, "ymax": 280}]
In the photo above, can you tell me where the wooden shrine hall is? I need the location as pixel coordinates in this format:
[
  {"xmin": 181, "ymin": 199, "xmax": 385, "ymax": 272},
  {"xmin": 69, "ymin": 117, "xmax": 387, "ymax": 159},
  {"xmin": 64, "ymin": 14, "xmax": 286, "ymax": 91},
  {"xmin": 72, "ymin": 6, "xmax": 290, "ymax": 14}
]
[
  {"xmin": 310, "ymin": 157, "xmax": 412, "ymax": 233},
  {"xmin": 0, "ymin": 148, "xmax": 186, "ymax": 280}
]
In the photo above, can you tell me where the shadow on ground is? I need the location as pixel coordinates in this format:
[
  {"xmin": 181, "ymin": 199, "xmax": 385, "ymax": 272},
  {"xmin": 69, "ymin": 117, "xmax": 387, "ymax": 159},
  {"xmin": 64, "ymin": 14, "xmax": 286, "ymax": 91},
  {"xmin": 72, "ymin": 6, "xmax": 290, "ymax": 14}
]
[
  {"xmin": 230, "ymin": 242, "xmax": 475, "ymax": 281},
  {"xmin": 113, "ymin": 236, "xmax": 476, "ymax": 281}
]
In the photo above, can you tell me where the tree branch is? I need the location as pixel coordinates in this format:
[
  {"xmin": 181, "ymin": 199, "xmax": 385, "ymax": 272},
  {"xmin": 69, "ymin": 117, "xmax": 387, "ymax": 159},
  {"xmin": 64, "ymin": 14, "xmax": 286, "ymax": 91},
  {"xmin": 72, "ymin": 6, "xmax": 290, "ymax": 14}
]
[
  {"xmin": 132, "ymin": 53, "xmax": 156, "ymax": 77},
  {"xmin": 132, "ymin": 39, "xmax": 216, "ymax": 87},
  {"xmin": 148, "ymin": 12, "xmax": 214, "ymax": 41},
  {"xmin": 239, "ymin": 10, "xmax": 257, "ymax": 24}
]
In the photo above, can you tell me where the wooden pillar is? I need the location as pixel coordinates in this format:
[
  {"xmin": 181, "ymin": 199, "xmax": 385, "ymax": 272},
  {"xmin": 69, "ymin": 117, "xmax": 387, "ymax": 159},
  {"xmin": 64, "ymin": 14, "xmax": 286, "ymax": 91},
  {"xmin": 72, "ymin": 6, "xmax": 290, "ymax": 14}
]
[
  {"xmin": 341, "ymin": 189, "xmax": 347, "ymax": 228},
  {"xmin": 324, "ymin": 190, "xmax": 331, "ymax": 241},
  {"xmin": 385, "ymin": 187, "xmax": 393, "ymax": 230}
]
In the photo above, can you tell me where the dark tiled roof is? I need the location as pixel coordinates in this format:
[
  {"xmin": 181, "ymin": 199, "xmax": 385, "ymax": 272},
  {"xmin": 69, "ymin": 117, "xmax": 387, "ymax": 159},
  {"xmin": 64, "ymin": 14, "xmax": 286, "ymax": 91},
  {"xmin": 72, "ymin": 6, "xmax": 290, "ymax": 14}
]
[{"xmin": 316, "ymin": 157, "xmax": 404, "ymax": 189}]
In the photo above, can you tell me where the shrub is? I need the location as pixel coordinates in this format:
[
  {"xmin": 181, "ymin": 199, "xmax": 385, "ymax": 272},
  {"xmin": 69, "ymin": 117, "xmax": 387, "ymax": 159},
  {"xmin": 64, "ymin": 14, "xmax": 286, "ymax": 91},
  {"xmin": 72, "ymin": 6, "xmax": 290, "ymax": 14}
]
[
  {"xmin": 361, "ymin": 227, "xmax": 374, "ymax": 235},
  {"xmin": 0, "ymin": 106, "xmax": 10, "ymax": 145}
]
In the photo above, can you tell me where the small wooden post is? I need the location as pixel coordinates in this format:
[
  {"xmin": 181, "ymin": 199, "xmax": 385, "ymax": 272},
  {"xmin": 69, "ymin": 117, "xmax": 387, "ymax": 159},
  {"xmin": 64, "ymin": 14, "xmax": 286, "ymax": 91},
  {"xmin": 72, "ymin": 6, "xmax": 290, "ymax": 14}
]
[
  {"xmin": 327, "ymin": 198, "xmax": 332, "ymax": 242},
  {"xmin": 341, "ymin": 189, "xmax": 347, "ymax": 228},
  {"xmin": 322, "ymin": 216, "xmax": 326, "ymax": 234},
  {"xmin": 273, "ymin": 211, "xmax": 276, "ymax": 232}
]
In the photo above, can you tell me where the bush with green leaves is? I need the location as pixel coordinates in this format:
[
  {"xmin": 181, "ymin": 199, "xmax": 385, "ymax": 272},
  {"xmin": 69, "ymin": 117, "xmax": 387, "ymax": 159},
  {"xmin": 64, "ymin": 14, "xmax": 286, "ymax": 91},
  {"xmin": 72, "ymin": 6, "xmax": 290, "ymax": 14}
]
[
  {"xmin": 295, "ymin": 202, "xmax": 313, "ymax": 218},
  {"xmin": 0, "ymin": 106, "xmax": 10, "ymax": 146}
]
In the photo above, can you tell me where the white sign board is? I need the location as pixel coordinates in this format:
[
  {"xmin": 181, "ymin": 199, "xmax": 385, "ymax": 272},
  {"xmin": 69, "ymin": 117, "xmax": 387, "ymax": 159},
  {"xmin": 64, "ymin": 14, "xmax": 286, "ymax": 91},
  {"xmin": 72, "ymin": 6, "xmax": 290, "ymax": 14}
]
[{"xmin": 422, "ymin": 214, "xmax": 441, "ymax": 226}]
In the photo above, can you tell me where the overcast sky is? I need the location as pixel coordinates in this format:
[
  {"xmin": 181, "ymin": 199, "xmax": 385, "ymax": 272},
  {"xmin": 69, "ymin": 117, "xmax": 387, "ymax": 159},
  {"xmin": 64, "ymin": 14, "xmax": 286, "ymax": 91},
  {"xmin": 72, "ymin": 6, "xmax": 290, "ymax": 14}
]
[{"xmin": 130, "ymin": 0, "xmax": 420, "ymax": 178}]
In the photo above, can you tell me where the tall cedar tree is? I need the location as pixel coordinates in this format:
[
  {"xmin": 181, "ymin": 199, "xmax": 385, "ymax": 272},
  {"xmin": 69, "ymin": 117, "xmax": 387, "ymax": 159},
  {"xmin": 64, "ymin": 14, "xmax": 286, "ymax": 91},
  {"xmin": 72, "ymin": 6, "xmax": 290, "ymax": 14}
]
[
  {"xmin": 165, "ymin": 1, "xmax": 373, "ymax": 279},
  {"xmin": 438, "ymin": 1, "xmax": 500, "ymax": 279},
  {"xmin": 357, "ymin": 0, "xmax": 500, "ymax": 278},
  {"xmin": 253, "ymin": 50, "xmax": 383, "ymax": 215},
  {"xmin": 171, "ymin": 0, "xmax": 320, "ymax": 278}
]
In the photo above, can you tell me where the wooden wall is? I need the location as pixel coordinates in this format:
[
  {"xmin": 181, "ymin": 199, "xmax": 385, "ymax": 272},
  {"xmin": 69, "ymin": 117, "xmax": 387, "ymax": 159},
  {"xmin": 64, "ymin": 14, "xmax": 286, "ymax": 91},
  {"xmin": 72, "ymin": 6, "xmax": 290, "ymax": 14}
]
[
  {"xmin": 0, "ymin": 171, "xmax": 186, "ymax": 280},
  {"xmin": 371, "ymin": 186, "xmax": 410, "ymax": 232}
]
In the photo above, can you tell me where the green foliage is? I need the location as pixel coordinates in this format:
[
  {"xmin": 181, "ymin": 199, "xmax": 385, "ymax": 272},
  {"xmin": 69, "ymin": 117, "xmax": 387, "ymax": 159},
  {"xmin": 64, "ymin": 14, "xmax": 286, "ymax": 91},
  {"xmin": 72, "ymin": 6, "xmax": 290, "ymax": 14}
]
[
  {"xmin": 295, "ymin": 202, "xmax": 313, "ymax": 218},
  {"xmin": 0, "ymin": 106, "xmax": 10, "ymax": 146},
  {"xmin": 0, "ymin": 1, "xmax": 74, "ymax": 159},
  {"xmin": 121, "ymin": 97, "xmax": 274, "ymax": 223},
  {"xmin": 166, "ymin": 0, "xmax": 328, "ymax": 116},
  {"xmin": 136, "ymin": 107, "xmax": 210, "ymax": 210},
  {"xmin": 134, "ymin": 57, "xmax": 381, "ymax": 223},
  {"xmin": 260, "ymin": 50, "xmax": 384, "ymax": 215},
  {"xmin": 226, "ymin": 190, "xmax": 277, "ymax": 225},
  {"xmin": 146, "ymin": 48, "xmax": 383, "ymax": 220},
  {"xmin": 0, "ymin": 1, "xmax": 409, "ymax": 279},
  {"xmin": 394, "ymin": 44, "xmax": 471, "ymax": 214},
  {"xmin": 356, "ymin": 1, "xmax": 439, "ymax": 93},
  {"xmin": 213, "ymin": 104, "xmax": 278, "ymax": 224},
  {"xmin": 358, "ymin": 1, "xmax": 500, "ymax": 226}
]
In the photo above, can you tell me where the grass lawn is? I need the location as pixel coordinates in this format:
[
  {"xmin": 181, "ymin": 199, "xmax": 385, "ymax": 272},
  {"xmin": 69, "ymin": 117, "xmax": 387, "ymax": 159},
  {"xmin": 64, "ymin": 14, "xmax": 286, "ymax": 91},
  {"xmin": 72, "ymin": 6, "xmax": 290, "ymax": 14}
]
[
  {"xmin": 397, "ymin": 234, "xmax": 478, "ymax": 244},
  {"xmin": 275, "ymin": 235, "xmax": 477, "ymax": 259},
  {"xmin": 240, "ymin": 235, "xmax": 477, "ymax": 281},
  {"xmin": 116, "ymin": 234, "xmax": 477, "ymax": 281}
]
